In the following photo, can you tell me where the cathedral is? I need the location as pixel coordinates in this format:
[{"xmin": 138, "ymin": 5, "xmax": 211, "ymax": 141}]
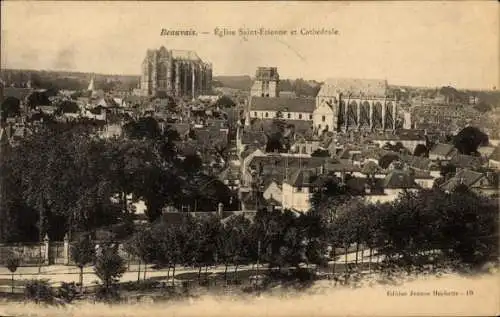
[
  {"xmin": 247, "ymin": 66, "xmax": 398, "ymax": 133},
  {"xmin": 140, "ymin": 46, "xmax": 213, "ymax": 98}
]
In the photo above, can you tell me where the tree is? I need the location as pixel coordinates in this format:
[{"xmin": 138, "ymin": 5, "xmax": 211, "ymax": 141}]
[
  {"xmin": 26, "ymin": 91, "xmax": 51, "ymax": 109},
  {"xmin": 70, "ymin": 234, "xmax": 96, "ymax": 294},
  {"xmin": 94, "ymin": 244, "xmax": 126, "ymax": 299},
  {"xmin": 1, "ymin": 97, "xmax": 21, "ymax": 119},
  {"xmin": 215, "ymin": 95, "xmax": 236, "ymax": 108},
  {"xmin": 5, "ymin": 254, "xmax": 20, "ymax": 294},
  {"xmin": 311, "ymin": 149, "xmax": 330, "ymax": 157},
  {"xmin": 413, "ymin": 144, "xmax": 429, "ymax": 157},
  {"xmin": 378, "ymin": 153, "xmax": 400, "ymax": 169},
  {"xmin": 56, "ymin": 100, "xmax": 80, "ymax": 114},
  {"xmin": 453, "ymin": 126, "xmax": 489, "ymax": 155},
  {"xmin": 473, "ymin": 101, "xmax": 492, "ymax": 113}
]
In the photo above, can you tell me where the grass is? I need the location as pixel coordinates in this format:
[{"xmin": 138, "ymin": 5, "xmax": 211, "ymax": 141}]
[{"xmin": 0, "ymin": 272, "xmax": 498, "ymax": 317}]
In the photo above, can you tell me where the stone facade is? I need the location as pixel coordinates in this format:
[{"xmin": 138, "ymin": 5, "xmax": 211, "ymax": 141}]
[
  {"xmin": 251, "ymin": 67, "xmax": 279, "ymax": 97},
  {"xmin": 140, "ymin": 46, "xmax": 212, "ymax": 98}
]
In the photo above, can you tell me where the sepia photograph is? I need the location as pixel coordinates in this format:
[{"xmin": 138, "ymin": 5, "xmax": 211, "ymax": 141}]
[{"xmin": 0, "ymin": 1, "xmax": 499, "ymax": 316}]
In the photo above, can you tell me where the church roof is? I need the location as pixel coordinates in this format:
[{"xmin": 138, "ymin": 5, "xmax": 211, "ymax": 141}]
[
  {"xmin": 171, "ymin": 50, "xmax": 201, "ymax": 61},
  {"xmin": 318, "ymin": 78, "xmax": 388, "ymax": 98},
  {"xmin": 249, "ymin": 96, "xmax": 315, "ymax": 113}
]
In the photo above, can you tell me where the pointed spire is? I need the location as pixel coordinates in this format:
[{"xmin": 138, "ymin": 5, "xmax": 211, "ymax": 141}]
[{"xmin": 88, "ymin": 74, "xmax": 95, "ymax": 92}]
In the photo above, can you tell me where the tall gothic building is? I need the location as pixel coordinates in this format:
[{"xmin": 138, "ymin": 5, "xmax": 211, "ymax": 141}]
[{"xmin": 140, "ymin": 46, "xmax": 213, "ymax": 98}]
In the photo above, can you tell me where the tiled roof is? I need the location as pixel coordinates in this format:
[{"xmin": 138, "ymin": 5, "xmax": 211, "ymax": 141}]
[
  {"xmin": 249, "ymin": 97, "xmax": 315, "ymax": 113},
  {"xmin": 429, "ymin": 143, "xmax": 456, "ymax": 157},
  {"xmin": 240, "ymin": 130, "xmax": 267, "ymax": 146},
  {"xmin": 318, "ymin": 78, "xmax": 388, "ymax": 97},
  {"xmin": 285, "ymin": 168, "xmax": 316, "ymax": 187},
  {"xmin": 3, "ymin": 87, "xmax": 34, "ymax": 101},
  {"xmin": 440, "ymin": 169, "xmax": 484, "ymax": 192},
  {"xmin": 399, "ymin": 154, "xmax": 432, "ymax": 171},
  {"xmin": 171, "ymin": 50, "xmax": 201, "ymax": 61},
  {"xmin": 172, "ymin": 123, "xmax": 191, "ymax": 136},
  {"xmin": 489, "ymin": 146, "xmax": 500, "ymax": 162},
  {"xmin": 383, "ymin": 169, "xmax": 418, "ymax": 189},
  {"xmin": 449, "ymin": 153, "xmax": 484, "ymax": 169}
]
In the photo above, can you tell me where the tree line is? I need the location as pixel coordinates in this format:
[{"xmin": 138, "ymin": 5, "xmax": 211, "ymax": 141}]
[
  {"xmin": 123, "ymin": 185, "xmax": 498, "ymax": 284},
  {"xmin": 0, "ymin": 118, "xmax": 236, "ymax": 243}
]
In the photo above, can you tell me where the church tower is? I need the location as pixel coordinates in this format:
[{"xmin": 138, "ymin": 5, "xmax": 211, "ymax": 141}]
[{"xmin": 250, "ymin": 67, "xmax": 279, "ymax": 97}]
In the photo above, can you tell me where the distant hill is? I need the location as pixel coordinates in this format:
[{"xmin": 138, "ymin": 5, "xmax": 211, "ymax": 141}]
[
  {"xmin": 212, "ymin": 75, "xmax": 252, "ymax": 90},
  {"xmin": 1, "ymin": 69, "xmax": 140, "ymax": 91}
]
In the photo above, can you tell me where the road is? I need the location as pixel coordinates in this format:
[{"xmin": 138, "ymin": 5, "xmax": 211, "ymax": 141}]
[{"xmin": 0, "ymin": 249, "xmax": 383, "ymax": 291}]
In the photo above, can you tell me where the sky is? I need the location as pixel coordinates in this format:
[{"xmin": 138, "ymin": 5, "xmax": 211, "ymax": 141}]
[{"xmin": 1, "ymin": 1, "xmax": 498, "ymax": 90}]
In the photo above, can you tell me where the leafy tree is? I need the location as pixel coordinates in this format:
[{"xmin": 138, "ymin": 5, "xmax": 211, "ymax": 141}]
[
  {"xmin": 1, "ymin": 97, "xmax": 21, "ymax": 119},
  {"xmin": 94, "ymin": 244, "xmax": 126, "ymax": 298},
  {"xmin": 215, "ymin": 95, "xmax": 236, "ymax": 108},
  {"xmin": 413, "ymin": 144, "xmax": 429, "ymax": 157},
  {"xmin": 70, "ymin": 234, "xmax": 96, "ymax": 294},
  {"xmin": 311, "ymin": 149, "xmax": 330, "ymax": 157},
  {"xmin": 473, "ymin": 101, "xmax": 492, "ymax": 113},
  {"xmin": 378, "ymin": 153, "xmax": 400, "ymax": 169},
  {"xmin": 5, "ymin": 254, "xmax": 20, "ymax": 294},
  {"xmin": 56, "ymin": 100, "xmax": 80, "ymax": 114},
  {"xmin": 26, "ymin": 91, "xmax": 51, "ymax": 109},
  {"xmin": 453, "ymin": 126, "xmax": 489, "ymax": 155}
]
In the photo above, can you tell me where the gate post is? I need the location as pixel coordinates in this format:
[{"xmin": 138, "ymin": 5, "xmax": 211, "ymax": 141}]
[
  {"xmin": 64, "ymin": 234, "xmax": 70, "ymax": 265},
  {"xmin": 43, "ymin": 234, "xmax": 50, "ymax": 265}
]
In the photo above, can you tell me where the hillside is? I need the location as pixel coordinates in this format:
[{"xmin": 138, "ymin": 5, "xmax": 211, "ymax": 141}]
[{"xmin": 212, "ymin": 75, "xmax": 252, "ymax": 90}]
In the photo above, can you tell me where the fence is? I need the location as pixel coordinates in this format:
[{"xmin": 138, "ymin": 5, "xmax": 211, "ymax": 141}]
[{"xmin": 0, "ymin": 238, "xmax": 140, "ymax": 267}]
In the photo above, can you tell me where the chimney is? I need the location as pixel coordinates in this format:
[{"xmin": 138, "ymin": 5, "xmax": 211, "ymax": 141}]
[{"xmin": 217, "ymin": 202, "xmax": 224, "ymax": 217}]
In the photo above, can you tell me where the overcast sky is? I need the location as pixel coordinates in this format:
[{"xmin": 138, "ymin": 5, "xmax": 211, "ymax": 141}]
[{"xmin": 1, "ymin": 1, "xmax": 498, "ymax": 89}]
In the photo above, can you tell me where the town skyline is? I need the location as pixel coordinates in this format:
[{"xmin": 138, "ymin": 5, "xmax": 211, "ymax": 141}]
[{"xmin": 1, "ymin": 1, "xmax": 498, "ymax": 90}]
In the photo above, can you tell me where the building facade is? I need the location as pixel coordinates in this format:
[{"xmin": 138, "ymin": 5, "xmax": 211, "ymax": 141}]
[
  {"xmin": 140, "ymin": 46, "xmax": 213, "ymax": 98},
  {"xmin": 314, "ymin": 78, "xmax": 398, "ymax": 133}
]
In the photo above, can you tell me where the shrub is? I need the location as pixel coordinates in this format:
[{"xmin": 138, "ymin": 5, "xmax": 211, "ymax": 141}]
[
  {"xmin": 95, "ymin": 284, "xmax": 120, "ymax": 303},
  {"xmin": 57, "ymin": 282, "xmax": 78, "ymax": 303},
  {"xmin": 24, "ymin": 279, "xmax": 54, "ymax": 304}
]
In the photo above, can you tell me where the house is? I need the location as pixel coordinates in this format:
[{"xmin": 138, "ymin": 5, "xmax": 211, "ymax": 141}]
[
  {"xmin": 429, "ymin": 143, "xmax": 457, "ymax": 162},
  {"xmin": 248, "ymin": 96, "xmax": 315, "ymax": 121},
  {"xmin": 236, "ymin": 128, "xmax": 267, "ymax": 157},
  {"xmin": 282, "ymin": 169, "xmax": 316, "ymax": 212},
  {"xmin": 172, "ymin": 123, "xmax": 191, "ymax": 140},
  {"xmin": 449, "ymin": 153, "xmax": 485, "ymax": 170},
  {"xmin": 440, "ymin": 169, "xmax": 499, "ymax": 197},
  {"xmin": 412, "ymin": 169, "xmax": 435, "ymax": 188},
  {"xmin": 365, "ymin": 169, "xmax": 419, "ymax": 204},
  {"xmin": 262, "ymin": 180, "xmax": 283, "ymax": 205}
]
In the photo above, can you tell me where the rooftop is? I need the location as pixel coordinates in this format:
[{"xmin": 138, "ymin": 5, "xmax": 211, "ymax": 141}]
[
  {"xmin": 249, "ymin": 96, "xmax": 315, "ymax": 113},
  {"xmin": 318, "ymin": 78, "xmax": 389, "ymax": 98}
]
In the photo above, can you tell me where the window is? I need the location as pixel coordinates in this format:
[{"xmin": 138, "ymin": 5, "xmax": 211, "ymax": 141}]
[
  {"xmin": 318, "ymin": 124, "xmax": 321, "ymax": 129},
  {"xmin": 265, "ymin": 112, "xmax": 269, "ymax": 118},
  {"xmin": 254, "ymin": 112, "xmax": 257, "ymax": 116},
  {"xmin": 309, "ymin": 114, "xmax": 313, "ymax": 120},
  {"xmin": 322, "ymin": 115, "xmax": 326, "ymax": 122},
  {"xmin": 287, "ymin": 113, "xmax": 291, "ymax": 119},
  {"xmin": 296, "ymin": 186, "xmax": 302, "ymax": 192},
  {"xmin": 299, "ymin": 114, "xmax": 302, "ymax": 119}
]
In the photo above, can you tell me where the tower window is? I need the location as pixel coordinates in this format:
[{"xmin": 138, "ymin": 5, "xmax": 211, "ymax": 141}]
[{"xmin": 322, "ymin": 115, "xmax": 326, "ymax": 122}]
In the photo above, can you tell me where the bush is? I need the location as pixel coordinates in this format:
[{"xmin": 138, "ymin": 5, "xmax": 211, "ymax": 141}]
[
  {"xmin": 24, "ymin": 279, "xmax": 55, "ymax": 304},
  {"xmin": 57, "ymin": 282, "xmax": 78, "ymax": 303},
  {"xmin": 95, "ymin": 284, "xmax": 120, "ymax": 303}
]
